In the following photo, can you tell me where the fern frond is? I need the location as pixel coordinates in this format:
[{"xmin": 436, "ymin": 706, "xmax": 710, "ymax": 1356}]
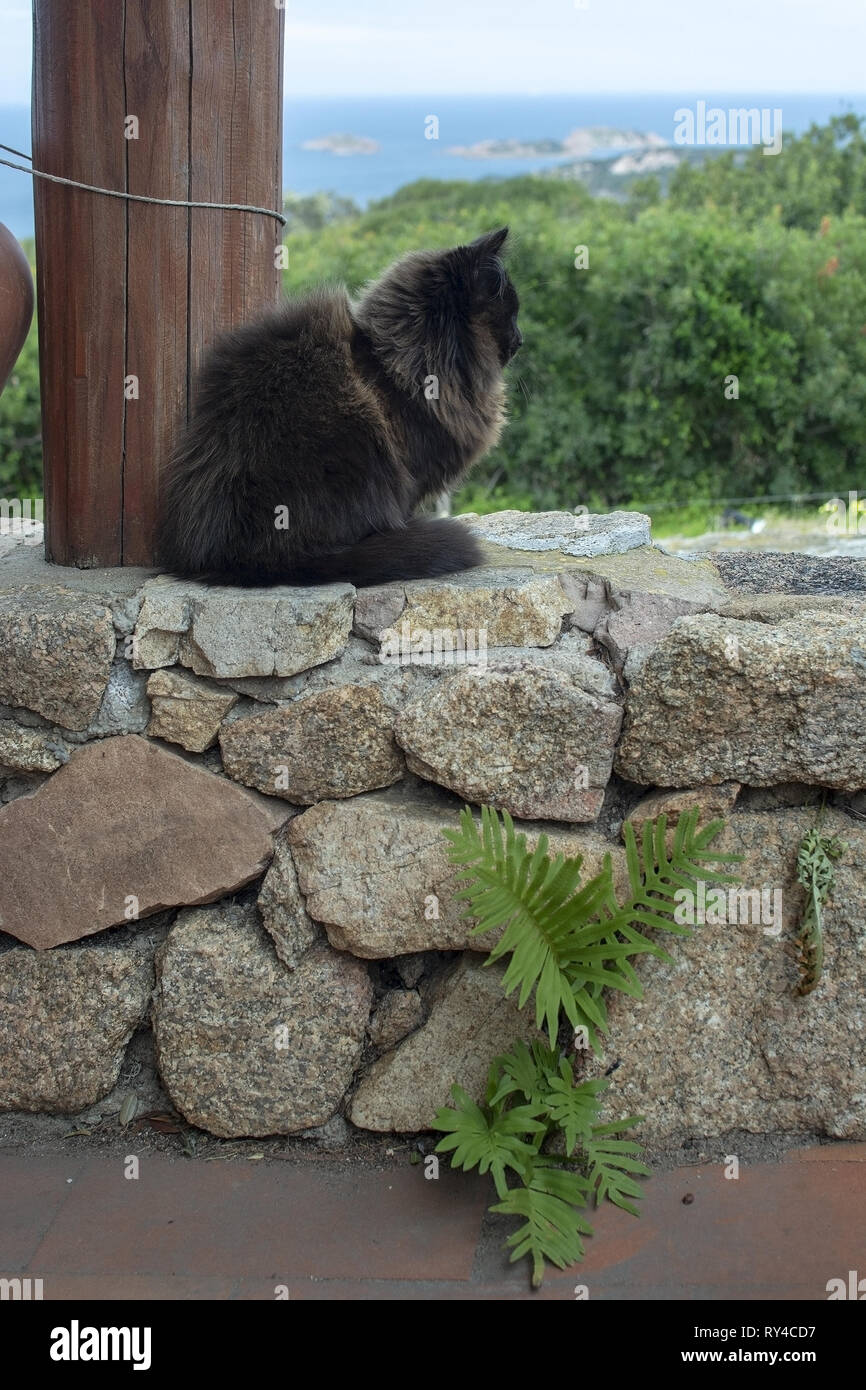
[
  {"xmin": 488, "ymin": 1040, "xmax": 607, "ymax": 1154},
  {"xmin": 607, "ymin": 811, "xmax": 742, "ymax": 950},
  {"xmin": 491, "ymin": 1164, "xmax": 593, "ymax": 1288},
  {"xmin": 443, "ymin": 806, "xmax": 741, "ymax": 1051},
  {"xmin": 543, "ymin": 1070, "xmax": 607, "ymax": 1155},
  {"xmin": 444, "ymin": 805, "xmax": 606, "ymax": 1043},
  {"xmin": 431, "ymin": 1084, "xmax": 545, "ymax": 1198},
  {"xmin": 488, "ymin": 1038, "xmax": 560, "ymax": 1109},
  {"xmin": 625, "ymin": 811, "xmax": 741, "ymax": 903},
  {"xmin": 585, "ymin": 1126, "xmax": 651, "ymax": 1217}
]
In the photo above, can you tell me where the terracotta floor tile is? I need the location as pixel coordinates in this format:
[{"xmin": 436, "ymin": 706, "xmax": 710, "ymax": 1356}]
[
  {"xmin": 232, "ymin": 1277, "xmax": 478, "ymax": 1301},
  {"xmin": 790, "ymin": 1142, "xmax": 866, "ymax": 1163},
  {"xmin": 473, "ymin": 1154, "xmax": 866, "ymax": 1300},
  {"xmin": 27, "ymin": 1155, "xmax": 488, "ymax": 1283},
  {"xmin": 1, "ymin": 1144, "xmax": 861, "ymax": 1300},
  {"xmin": 37, "ymin": 1273, "xmax": 235, "ymax": 1300},
  {"xmin": 0, "ymin": 1154, "xmax": 89, "ymax": 1271}
]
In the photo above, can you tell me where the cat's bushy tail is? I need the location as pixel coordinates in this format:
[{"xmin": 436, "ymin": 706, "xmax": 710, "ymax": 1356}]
[{"xmin": 290, "ymin": 516, "xmax": 483, "ymax": 586}]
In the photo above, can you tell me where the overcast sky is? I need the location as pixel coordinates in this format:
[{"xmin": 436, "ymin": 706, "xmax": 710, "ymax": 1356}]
[{"xmin": 0, "ymin": 0, "xmax": 863, "ymax": 102}]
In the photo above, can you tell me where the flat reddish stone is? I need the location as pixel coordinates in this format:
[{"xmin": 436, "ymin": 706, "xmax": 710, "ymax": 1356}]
[{"xmin": 0, "ymin": 735, "xmax": 288, "ymax": 948}]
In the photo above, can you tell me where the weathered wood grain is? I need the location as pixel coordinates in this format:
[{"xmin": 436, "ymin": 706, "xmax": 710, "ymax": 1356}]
[
  {"xmin": 33, "ymin": 0, "xmax": 127, "ymax": 566},
  {"xmin": 123, "ymin": 0, "xmax": 191, "ymax": 566},
  {"xmin": 187, "ymin": 0, "xmax": 284, "ymax": 384},
  {"xmin": 32, "ymin": 0, "xmax": 284, "ymax": 567}
]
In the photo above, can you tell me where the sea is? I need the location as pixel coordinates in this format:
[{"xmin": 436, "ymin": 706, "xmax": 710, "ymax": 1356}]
[{"xmin": 1, "ymin": 92, "xmax": 863, "ymax": 240}]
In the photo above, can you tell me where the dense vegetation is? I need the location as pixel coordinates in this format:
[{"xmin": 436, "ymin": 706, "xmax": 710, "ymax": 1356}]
[{"xmin": 2, "ymin": 115, "xmax": 864, "ymax": 514}]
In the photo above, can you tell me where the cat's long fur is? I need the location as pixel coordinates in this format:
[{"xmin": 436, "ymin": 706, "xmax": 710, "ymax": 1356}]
[{"xmin": 156, "ymin": 227, "xmax": 520, "ymax": 587}]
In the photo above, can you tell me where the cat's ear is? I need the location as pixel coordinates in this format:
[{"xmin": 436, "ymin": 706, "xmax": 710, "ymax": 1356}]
[{"xmin": 468, "ymin": 226, "xmax": 510, "ymax": 259}]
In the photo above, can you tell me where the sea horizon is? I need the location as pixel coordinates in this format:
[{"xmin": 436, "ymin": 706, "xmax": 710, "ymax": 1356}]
[{"xmin": 2, "ymin": 91, "xmax": 864, "ymax": 240}]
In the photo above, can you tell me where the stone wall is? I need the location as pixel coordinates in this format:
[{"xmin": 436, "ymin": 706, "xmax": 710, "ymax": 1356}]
[{"xmin": 1, "ymin": 513, "xmax": 865, "ymax": 1147}]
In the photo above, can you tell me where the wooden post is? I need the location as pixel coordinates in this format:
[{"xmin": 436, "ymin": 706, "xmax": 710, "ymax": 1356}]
[{"xmin": 32, "ymin": 1, "xmax": 284, "ymax": 567}]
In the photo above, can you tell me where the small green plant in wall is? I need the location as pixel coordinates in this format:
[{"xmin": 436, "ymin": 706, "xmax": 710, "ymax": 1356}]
[
  {"xmin": 431, "ymin": 805, "xmax": 741, "ymax": 1288},
  {"xmin": 793, "ymin": 813, "xmax": 847, "ymax": 995}
]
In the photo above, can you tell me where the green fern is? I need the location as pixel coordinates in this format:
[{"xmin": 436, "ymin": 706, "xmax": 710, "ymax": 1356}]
[
  {"xmin": 585, "ymin": 1122, "xmax": 651, "ymax": 1217},
  {"xmin": 443, "ymin": 804, "xmax": 739, "ymax": 1048},
  {"xmin": 434, "ymin": 804, "xmax": 741, "ymax": 1289},
  {"xmin": 492, "ymin": 1162, "xmax": 594, "ymax": 1289},
  {"xmin": 433, "ymin": 1044, "xmax": 645, "ymax": 1284},
  {"xmin": 431, "ymin": 1084, "xmax": 545, "ymax": 1198},
  {"xmin": 487, "ymin": 1039, "xmax": 558, "ymax": 1110},
  {"xmin": 544, "ymin": 1073, "xmax": 608, "ymax": 1157},
  {"xmin": 488, "ymin": 1039, "xmax": 607, "ymax": 1154}
]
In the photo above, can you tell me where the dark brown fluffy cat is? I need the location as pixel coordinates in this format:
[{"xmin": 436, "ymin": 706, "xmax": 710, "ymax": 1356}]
[{"xmin": 156, "ymin": 227, "xmax": 520, "ymax": 586}]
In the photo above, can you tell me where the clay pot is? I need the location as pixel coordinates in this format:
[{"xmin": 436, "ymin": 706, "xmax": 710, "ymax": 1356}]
[{"xmin": 0, "ymin": 222, "xmax": 34, "ymax": 398}]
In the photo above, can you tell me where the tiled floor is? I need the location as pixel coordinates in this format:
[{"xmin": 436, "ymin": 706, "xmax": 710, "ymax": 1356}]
[{"xmin": 2, "ymin": 1143, "xmax": 864, "ymax": 1300}]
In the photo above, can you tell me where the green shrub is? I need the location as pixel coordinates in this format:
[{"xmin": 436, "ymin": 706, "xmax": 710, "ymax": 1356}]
[
  {"xmin": 4, "ymin": 118, "xmax": 866, "ymax": 507},
  {"xmin": 668, "ymin": 113, "xmax": 866, "ymax": 230},
  {"xmin": 284, "ymin": 145, "xmax": 866, "ymax": 510}
]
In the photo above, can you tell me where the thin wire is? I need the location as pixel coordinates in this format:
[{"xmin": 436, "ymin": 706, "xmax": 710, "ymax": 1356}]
[{"xmin": 0, "ymin": 145, "xmax": 287, "ymax": 227}]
